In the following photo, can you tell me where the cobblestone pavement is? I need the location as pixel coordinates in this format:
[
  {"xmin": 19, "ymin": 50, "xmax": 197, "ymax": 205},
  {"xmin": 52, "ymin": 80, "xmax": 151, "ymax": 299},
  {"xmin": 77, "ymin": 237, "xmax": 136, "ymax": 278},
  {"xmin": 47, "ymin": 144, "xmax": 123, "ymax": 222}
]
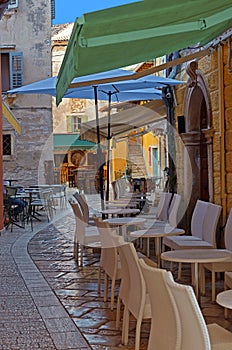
[{"xmin": 1, "ymin": 193, "xmax": 232, "ymax": 349}]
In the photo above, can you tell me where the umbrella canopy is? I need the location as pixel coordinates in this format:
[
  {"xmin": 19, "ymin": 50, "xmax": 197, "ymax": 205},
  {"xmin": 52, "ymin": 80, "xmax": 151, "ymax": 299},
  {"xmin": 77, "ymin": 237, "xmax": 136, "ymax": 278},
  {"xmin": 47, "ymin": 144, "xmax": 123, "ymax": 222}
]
[
  {"xmin": 80, "ymin": 99, "xmax": 166, "ymax": 141},
  {"xmin": 56, "ymin": 0, "xmax": 232, "ymax": 104},
  {"xmin": 7, "ymin": 70, "xmax": 183, "ymax": 98}
]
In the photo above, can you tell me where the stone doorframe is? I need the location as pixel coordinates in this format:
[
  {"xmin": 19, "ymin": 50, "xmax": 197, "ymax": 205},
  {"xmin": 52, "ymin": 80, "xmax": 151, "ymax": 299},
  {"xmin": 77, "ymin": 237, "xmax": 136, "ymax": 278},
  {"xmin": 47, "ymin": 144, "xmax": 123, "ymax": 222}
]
[{"xmin": 180, "ymin": 61, "xmax": 214, "ymax": 215}]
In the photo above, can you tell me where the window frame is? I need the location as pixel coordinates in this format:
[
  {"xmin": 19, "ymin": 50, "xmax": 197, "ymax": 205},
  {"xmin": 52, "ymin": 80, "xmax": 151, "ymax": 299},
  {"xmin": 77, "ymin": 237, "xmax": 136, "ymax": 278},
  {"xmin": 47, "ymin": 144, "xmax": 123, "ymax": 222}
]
[
  {"xmin": 66, "ymin": 114, "xmax": 85, "ymax": 133},
  {"xmin": 1, "ymin": 51, "xmax": 23, "ymax": 92},
  {"xmin": 2, "ymin": 131, "xmax": 15, "ymax": 160},
  {"xmin": 7, "ymin": 0, "xmax": 18, "ymax": 9}
]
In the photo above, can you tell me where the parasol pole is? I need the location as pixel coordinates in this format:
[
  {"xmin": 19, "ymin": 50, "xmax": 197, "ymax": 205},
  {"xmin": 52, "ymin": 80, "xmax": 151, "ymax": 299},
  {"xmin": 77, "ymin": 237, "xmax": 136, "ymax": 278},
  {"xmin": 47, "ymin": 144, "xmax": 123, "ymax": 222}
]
[
  {"xmin": 0, "ymin": 54, "xmax": 3, "ymax": 230},
  {"xmin": 105, "ymin": 91, "xmax": 112, "ymax": 202},
  {"xmin": 93, "ymin": 86, "xmax": 105, "ymax": 213}
]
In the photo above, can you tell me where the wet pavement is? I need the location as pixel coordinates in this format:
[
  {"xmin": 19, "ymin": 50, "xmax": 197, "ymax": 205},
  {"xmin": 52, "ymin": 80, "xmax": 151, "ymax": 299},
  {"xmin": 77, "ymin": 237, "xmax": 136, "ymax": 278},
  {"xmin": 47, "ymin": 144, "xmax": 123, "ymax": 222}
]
[{"xmin": 1, "ymin": 193, "xmax": 232, "ymax": 349}]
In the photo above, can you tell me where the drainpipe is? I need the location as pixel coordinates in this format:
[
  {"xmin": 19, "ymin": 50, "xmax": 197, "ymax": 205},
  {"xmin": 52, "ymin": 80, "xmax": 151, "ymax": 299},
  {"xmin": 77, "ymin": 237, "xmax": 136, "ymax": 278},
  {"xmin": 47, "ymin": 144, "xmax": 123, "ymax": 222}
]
[
  {"xmin": 162, "ymin": 86, "xmax": 176, "ymax": 193},
  {"xmin": 0, "ymin": 54, "xmax": 3, "ymax": 231},
  {"xmin": 218, "ymin": 44, "xmax": 227, "ymax": 224}
]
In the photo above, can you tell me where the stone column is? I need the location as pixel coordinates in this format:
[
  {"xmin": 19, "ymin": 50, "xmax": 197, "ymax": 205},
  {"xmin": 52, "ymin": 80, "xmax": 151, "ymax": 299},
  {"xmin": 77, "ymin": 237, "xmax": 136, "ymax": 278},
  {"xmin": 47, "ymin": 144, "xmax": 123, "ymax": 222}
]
[
  {"xmin": 180, "ymin": 131, "xmax": 201, "ymax": 230},
  {"xmin": 202, "ymin": 128, "xmax": 214, "ymax": 203}
]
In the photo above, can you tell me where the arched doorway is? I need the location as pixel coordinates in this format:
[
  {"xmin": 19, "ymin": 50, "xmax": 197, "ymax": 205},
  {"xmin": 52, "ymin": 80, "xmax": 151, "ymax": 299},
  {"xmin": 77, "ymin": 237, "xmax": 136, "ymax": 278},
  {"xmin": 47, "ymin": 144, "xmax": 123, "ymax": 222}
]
[{"xmin": 180, "ymin": 61, "xmax": 213, "ymax": 222}]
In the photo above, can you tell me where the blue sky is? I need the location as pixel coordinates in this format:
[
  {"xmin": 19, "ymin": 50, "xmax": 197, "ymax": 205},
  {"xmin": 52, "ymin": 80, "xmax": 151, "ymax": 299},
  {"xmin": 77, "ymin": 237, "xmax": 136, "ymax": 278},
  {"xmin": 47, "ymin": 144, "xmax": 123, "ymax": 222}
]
[{"xmin": 53, "ymin": 0, "xmax": 139, "ymax": 24}]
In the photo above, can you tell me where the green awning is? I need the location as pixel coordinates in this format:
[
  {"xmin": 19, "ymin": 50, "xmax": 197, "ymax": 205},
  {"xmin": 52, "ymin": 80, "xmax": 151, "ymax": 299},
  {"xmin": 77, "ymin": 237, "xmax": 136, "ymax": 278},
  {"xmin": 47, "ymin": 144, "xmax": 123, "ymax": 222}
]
[
  {"xmin": 53, "ymin": 133, "xmax": 96, "ymax": 151},
  {"xmin": 56, "ymin": 0, "xmax": 232, "ymax": 105}
]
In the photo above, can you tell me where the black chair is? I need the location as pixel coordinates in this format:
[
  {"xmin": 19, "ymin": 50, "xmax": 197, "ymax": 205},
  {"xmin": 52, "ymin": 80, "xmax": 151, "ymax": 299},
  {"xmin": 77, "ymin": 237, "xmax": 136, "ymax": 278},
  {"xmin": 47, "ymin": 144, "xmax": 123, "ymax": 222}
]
[{"xmin": 4, "ymin": 186, "xmax": 26, "ymax": 231}]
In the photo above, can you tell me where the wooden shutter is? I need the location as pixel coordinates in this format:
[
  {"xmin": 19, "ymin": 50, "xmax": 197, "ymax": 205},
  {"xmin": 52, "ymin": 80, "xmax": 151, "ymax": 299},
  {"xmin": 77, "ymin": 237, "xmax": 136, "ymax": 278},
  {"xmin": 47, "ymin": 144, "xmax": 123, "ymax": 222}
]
[{"xmin": 9, "ymin": 52, "xmax": 23, "ymax": 89}]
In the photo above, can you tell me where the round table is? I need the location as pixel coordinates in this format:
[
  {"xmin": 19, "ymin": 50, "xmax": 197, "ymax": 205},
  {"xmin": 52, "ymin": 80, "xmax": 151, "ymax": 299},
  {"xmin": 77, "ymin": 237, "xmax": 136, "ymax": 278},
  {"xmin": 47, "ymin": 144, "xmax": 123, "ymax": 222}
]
[
  {"xmin": 130, "ymin": 226, "xmax": 185, "ymax": 267},
  {"xmin": 105, "ymin": 202, "xmax": 138, "ymax": 208},
  {"xmin": 161, "ymin": 249, "xmax": 232, "ymax": 300},
  {"xmin": 104, "ymin": 217, "xmax": 146, "ymax": 240},
  {"xmin": 216, "ymin": 290, "xmax": 232, "ymax": 309},
  {"xmin": 101, "ymin": 208, "xmax": 140, "ymax": 217}
]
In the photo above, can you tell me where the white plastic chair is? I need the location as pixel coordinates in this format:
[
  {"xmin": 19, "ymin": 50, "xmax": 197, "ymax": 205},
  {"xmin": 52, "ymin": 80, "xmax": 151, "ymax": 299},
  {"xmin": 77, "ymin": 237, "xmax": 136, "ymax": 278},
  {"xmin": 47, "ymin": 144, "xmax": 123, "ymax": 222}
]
[
  {"xmin": 73, "ymin": 192, "xmax": 96, "ymax": 225},
  {"xmin": 167, "ymin": 273, "xmax": 232, "ymax": 350},
  {"xmin": 93, "ymin": 216, "xmax": 122, "ymax": 311},
  {"xmin": 51, "ymin": 184, "xmax": 67, "ymax": 208},
  {"xmin": 139, "ymin": 259, "xmax": 181, "ymax": 350},
  {"xmin": 144, "ymin": 193, "xmax": 181, "ymax": 230},
  {"xmin": 69, "ymin": 200, "xmax": 100, "ymax": 266},
  {"xmin": 117, "ymin": 242, "xmax": 151, "ymax": 350},
  {"xmin": 202, "ymin": 208, "xmax": 232, "ymax": 301},
  {"xmin": 140, "ymin": 192, "xmax": 172, "ymax": 221},
  {"xmin": 164, "ymin": 201, "xmax": 221, "ymax": 280},
  {"xmin": 163, "ymin": 199, "xmax": 209, "ymax": 250}
]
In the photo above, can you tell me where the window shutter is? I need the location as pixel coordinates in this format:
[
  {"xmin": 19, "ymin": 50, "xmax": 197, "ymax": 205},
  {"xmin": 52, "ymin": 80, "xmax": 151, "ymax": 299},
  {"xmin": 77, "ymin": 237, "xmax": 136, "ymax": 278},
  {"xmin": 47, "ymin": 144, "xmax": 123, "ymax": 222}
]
[
  {"xmin": 82, "ymin": 115, "xmax": 88, "ymax": 123},
  {"xmin": 51, "ymin": 0, "xmax": 55, "ymax": 20},
  {"xmin": 66, "ymin": 116, "xmax": 72, "ymax": 133},
  {"xmin": 8, "ymin": 0, "xmax": 18, "ymax": 9},
  {"xmin": 9, "ymin": 52, "xmax": 23, "ymax": 89}
]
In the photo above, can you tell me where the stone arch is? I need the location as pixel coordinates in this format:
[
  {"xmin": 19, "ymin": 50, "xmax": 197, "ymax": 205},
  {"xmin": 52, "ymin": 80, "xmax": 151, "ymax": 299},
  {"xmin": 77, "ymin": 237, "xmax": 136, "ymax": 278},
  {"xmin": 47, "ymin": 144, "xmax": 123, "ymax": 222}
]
[
  {"xmin": 180, "ymin": 61, "xmax": 214, "ymax": 224},
  {"xmin": 184, "ymin": 61, "xmax": 212, "ymax": 132}
]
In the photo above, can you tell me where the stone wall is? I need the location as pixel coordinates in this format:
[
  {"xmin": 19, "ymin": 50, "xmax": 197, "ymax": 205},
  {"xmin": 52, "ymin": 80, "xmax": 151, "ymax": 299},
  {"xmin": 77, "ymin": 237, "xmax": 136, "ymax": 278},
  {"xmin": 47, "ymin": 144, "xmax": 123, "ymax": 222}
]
[
  {"xmin": 1, "ymin": 0, "xmax": 53, "ymax": 186},
  {"xmin": 175, "ymin": 38, "xmax": 232, "ymax": 221}
]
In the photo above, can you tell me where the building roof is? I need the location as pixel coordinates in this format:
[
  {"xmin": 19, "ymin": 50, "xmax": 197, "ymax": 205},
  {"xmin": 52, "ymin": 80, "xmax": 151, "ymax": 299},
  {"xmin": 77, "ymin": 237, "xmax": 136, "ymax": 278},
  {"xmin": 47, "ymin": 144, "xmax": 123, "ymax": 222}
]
[{"xmin": 52, "ymin": 23, "xmax": 74, "ymax": 42}]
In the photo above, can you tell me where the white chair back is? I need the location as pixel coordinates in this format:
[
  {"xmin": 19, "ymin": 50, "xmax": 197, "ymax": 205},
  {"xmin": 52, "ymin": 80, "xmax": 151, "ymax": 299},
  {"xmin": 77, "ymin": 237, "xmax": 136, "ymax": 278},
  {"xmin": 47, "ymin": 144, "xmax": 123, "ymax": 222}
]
[
  {"xmin": 118, "ymin": 242, "xmax": 151, "ymax": 350},
  {"xmin": 73, "ymin": 192, "xmax": 90, "ymax": 224},
  {"xmin": 120, "ymin": 243, "xmax": 146, "ymax": 318},
  {"xmin": 202, "ymin": 202, "xmax": 221, "ymax": 246},
  {"xmin": 168, "ymin": 193, "xmax": 181, "ymax": 227},
  {"xmin": 139, "ymin": 260, "xmax": 181, "ymax": 350},
  {"xmin": 224, "ymin": 208, "xmax": 232, "ymax": 251},
  {"xmin": 157, "ymin": 192, "xmax": 172, "ymax": 221},
  {"xmin": 167, "ymin": 277, "xmax": 211, "ymax": 350},
  {"xmin": 191, "ymin": 200, "xmax": 209, "ymax": 239},
  {"xmin": 69, "ymin": 201, "xmax": 87, "ymax": 245}
]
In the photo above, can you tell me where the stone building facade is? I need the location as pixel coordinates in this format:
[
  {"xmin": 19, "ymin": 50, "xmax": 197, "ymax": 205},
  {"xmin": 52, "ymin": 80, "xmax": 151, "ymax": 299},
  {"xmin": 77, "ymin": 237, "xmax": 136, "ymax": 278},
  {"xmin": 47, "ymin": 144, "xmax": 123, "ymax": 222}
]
[
  {"xmin": 1, "ymin": 0, "xmax": 54, "ymax": 185},
  {"xmin": 174, "ymin": 31, "xmax": 232, "ymax": 233}
]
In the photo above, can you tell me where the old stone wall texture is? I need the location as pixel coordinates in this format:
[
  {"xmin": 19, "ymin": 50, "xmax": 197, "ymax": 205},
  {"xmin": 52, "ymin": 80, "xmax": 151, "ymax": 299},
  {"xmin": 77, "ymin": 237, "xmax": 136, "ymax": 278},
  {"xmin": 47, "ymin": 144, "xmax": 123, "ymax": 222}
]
[
  {"xmin": 0, "ymin": 0, "xmax": 53, "ymax": 186},
  {"xmin": 175, "ymin": 39, "xmax": 232, "ymax": 217}
]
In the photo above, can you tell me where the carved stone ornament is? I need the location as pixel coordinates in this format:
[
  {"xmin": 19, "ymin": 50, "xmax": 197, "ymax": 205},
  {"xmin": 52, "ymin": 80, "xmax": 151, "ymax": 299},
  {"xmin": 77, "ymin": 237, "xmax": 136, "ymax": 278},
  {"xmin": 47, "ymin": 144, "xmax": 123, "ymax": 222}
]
[
  {"xmin": 71, "ymin": 99, "xmax": 86, "ymax": 113},
  {"xmin": 186, "ymin": 61, "xmax": 198, "ymax": 88}
]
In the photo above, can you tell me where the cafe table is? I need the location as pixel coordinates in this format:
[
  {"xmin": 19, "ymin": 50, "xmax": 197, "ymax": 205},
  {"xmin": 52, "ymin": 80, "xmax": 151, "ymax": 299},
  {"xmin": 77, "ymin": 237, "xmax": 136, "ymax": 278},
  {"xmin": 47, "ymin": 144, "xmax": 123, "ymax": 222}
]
[
  {"xmin": 129, "ymin": 225, "xmax": 185, "ymax": 267},
  {"xmin": 101, "ymin": 208, "xmax": 140, "ymax": 217},
  {"xmin": 216, "ymin": 290, "xmax": 232, "ymax": 319},
  {"xmin": 217, "ymin": 290, "xmax": 232, "ymax": 309},
  {"xmin": 105, "ymin": 202, "xmax": 138, "ymax": 208},
  {"xmin": 161, "ymin": 249, "xmax": 232, "ymax": 301},
  {"xmin": 104, "ymin": 217, "xmax": 146, "ymax": 240}
]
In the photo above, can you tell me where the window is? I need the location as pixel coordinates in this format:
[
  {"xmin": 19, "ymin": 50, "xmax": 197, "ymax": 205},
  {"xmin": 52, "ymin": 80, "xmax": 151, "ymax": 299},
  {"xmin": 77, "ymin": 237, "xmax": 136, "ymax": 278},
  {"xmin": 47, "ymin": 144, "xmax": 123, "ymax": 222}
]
[
  {"xmin": 3, "ymin": 134, "xmax": 11, "ymax": 155},
  {"xmin": 7, "ymin": 0, "xmax": 18, "ymax": 9},
  {"xmin": 51, "ymin": 0, "xmax": 55, "ymax": 20},
  {"xmin": 67, "ymin": 115, "xmax": 87, "ymax": 133},
  {"xmin": 1, "ymin": 52, "xmax": 23, "ymax": 92},
  {"xmin": 3, "ymin": 133, "xmax": 14, "ymax": 159}
]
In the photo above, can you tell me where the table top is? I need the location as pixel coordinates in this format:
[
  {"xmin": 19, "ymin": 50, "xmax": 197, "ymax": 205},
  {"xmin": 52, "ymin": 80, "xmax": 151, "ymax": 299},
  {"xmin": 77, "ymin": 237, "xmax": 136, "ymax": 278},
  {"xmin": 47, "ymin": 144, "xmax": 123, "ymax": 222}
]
[
  {"xmin": 216, "ymin": 290, "xmax": 232, "ymax": 309},
  {"xmin": 130, "ymin": 226, "xmax": 185, "ymax": 238},
  {"xmin": 105, "ymin": 202, "xmax": 138, "ymax": 208},
  {"xmin": 104, "ymin": 217, "xmax": 146, "ymax": 226},
  {"xmin": 101, "ymin": 208, "xmax": 140, "ymax": 215},
  {"xmin": 161, "ymin": 249, "xmax": 232, "ymax": 264}
]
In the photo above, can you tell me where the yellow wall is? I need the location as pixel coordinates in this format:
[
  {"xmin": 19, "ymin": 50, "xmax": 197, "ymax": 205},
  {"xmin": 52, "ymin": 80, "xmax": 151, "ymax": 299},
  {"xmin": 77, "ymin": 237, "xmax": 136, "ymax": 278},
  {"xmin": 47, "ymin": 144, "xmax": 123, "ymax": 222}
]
[
  {"xmin": 111, "ymin": 140, "xmax": 128, "ymax": 180},
  {"xmin": 111, "ymin": 130, "xmax": 162, "ymax": 180},
  {"xmin": 142, "ymin": 131, "xmax": 159, "ymax": 177}
]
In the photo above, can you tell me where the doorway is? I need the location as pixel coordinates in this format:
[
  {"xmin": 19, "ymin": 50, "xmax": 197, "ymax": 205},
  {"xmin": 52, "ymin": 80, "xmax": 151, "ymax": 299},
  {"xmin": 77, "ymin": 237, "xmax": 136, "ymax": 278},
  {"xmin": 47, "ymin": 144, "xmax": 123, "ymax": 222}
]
[{"xmin": 182, "ymin": 61, "xmax": 213, "ymax": 207}]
